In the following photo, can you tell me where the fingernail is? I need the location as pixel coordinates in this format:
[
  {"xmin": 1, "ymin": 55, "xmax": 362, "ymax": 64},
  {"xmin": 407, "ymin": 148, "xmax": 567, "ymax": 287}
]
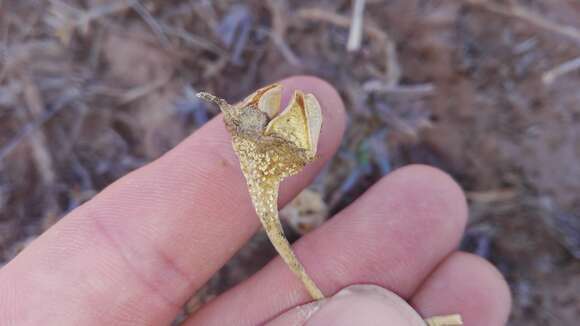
[{"xmin": 267, "ymin": 285, "xmax": 426, "ymax": 326}]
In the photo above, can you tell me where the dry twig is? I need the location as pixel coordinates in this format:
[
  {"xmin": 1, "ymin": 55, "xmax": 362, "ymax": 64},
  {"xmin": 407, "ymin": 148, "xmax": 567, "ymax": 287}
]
[
  {"xmin": 363, "ymin": 80, "xmax": 435, "ymax": 96},
  {"xmin": 217, "ymin": 4, "xmax": 253, "ymax": 65},
  {"xmin": 159, "ymin": 24, "xmax": 223, "ymax": 54},
  {"xmin": 463, "ymin": 0, "xmax": 580, "ymax": 43},
  {"xmin": 296, "ymin": 8, "xmax": 401, "ymax": 86},
  {"xmin": 130, "ymin": 0, "xmax": 170, "ymax": 47},
  {"xmin": 347, "ymin": 0, "xmax": 366, "ymax": 52},
  {"xmin": 542, "ymin": 56, "xmax": 580, "ymax": 84},
  {"xmin": 257, "ymin": 27, "xmax": 302, "ymax": 66},
  {"xmin": 425, "ymin": 314, "xmax": 463, "ymax": 326},
  {"xmin": 47, "ymin": 0, "xmax": 136, "ymax": 44},
  {"xmin": 264, "ymin": 0, "xmax": 302, "ymax": 66},
  {"xmin": 462, "ymin": 0, "xmax": 580, "ymax": 84},
  {"xmin": 466, "ymin": 188, "xmax": 517, "ymax": 204},
  {"xmin": 119, "ymin": 75, "xmax": 172, "ymax": 104},
  {"xmin": 0, "ymin": 82, "xmax": 80, "ymax": 163},
  {"xmin": 21, "ymin": 77, "xmax": 55, "ymax": 185}
]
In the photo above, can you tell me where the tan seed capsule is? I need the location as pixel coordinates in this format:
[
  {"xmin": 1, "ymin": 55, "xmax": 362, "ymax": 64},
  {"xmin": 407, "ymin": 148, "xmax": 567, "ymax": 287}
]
[{"xmin": 198, "ymin": 84, "xmax": 324, "ymax": 300}]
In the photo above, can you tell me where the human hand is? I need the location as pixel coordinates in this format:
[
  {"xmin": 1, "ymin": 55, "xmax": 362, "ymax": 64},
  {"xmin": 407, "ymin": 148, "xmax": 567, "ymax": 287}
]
[{"xmin": 0, "ymin": 76, "xmax": 510, "ymax": 325}]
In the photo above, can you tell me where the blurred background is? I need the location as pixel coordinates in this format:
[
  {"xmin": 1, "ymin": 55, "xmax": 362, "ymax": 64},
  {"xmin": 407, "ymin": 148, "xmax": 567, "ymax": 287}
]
[{"xmin": 1, "ymin": 0, "xmax": 580, "ymax": 324}]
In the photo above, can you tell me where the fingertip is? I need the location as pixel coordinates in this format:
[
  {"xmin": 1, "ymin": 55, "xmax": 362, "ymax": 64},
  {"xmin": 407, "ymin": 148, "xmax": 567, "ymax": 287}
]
[
  {"xmin": 412, "ymin": 252, "xmax": 512, "ymax": 326},
  {"xmin": 388, "ymin": 165, "xmax": 467, "ymax": 210},
  {"xmin": 267, "ymin": 285, "xmax": 425, "ymax": 326},
  {"xmin": 386, "ymin": 164, "xmax": 468, "ymax": 241},
  {"xmin": 300, "ymin": 164, "xmax": 469, "ymax": 298}
]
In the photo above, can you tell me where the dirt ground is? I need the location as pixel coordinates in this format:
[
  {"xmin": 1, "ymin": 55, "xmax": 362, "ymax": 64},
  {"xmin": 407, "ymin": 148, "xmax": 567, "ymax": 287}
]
[{"xmin": 2, "ymin": 0, "xmax": 580, "ymax": 324}]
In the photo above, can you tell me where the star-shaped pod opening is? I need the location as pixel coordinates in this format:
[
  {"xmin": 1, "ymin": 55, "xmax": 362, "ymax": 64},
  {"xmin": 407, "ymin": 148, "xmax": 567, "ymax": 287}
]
[{"xmin": 250, "ymin": 85, "xmax": 322, "ymax": 158}]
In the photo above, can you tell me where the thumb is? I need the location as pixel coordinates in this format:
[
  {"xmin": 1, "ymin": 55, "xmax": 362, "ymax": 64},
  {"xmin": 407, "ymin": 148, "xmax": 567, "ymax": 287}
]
[{"xmin": 267, "ymin": 285, "xmax": 426, "ymax": 326}]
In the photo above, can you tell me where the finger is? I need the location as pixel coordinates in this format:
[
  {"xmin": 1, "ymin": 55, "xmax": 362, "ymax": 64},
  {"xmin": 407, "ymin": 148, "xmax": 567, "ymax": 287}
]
[
  {"xmin": 185, "ymin": 165, "xmax": 468, "ymax": 326},
  {"xmin": 0, "ymin": 76, "xmax": 346, "ymax": 325},
  {"xmin": 267, "ymin": 285, "xmax": 425, "ymax": 326},
  {"xmin": 411, "ymin": 252, "xmax": 512, "ymax": 326}
]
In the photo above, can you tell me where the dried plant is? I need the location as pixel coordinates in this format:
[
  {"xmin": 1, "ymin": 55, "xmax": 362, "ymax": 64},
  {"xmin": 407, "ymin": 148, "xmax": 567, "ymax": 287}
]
[{"xmin": 198, "ymin": 84, "xmax": 324, "ymax": 299}]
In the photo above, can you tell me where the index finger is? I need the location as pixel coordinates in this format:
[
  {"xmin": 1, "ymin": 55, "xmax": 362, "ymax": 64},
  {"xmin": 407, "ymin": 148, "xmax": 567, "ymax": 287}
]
[{"xmin": 0, "ymin": 76, "xmax": 346, "ymax": 325}]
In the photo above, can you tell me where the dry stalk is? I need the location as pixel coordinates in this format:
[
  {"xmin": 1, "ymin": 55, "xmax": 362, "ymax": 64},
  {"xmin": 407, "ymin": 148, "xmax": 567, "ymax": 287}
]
[
  {"xmin": 425, "ymin": 314, "xmax": 463, "ymax": 326},
  {"xmin": 362, "ymin": 80, "xmax": 435, "ymax": 96},
  {"xmin": 263, "ymin": 28, "xmax": 302, "ymax": 66},
  {"xmin": 463, "ymin": 0, "xmax": 580, "ymax": 43},
  {"xmin": 47, "ymin": 0, "xmax": 137, "ymax": 44},
  {"xmin": 21, "ymin": 76, "xmax": 55, "ymax": 186},
  {"xmin": 0, "ymin": 82, "xmax": 79, "ymax": 163},
  {"xmin": 159, "ymin": 24, "xmax": 223, "ymax": 54},
  {"xmin": 466, "ymin": 188, "xmax": 517, "ymax": 204},
  {"xmin": 462, "ymin": 0, "xmax": 580, "ymax": 84},
  {"xmin": 542, "ymin": 56, "xmax": 580, "ymax": 84},
  {"xmin": 130, "ymin": 1, "xmax": 170, "ymax": 47},
  {"xmin": 119, "ymin": 75, "xmax": 172, "ymax": 104},
  {"xmin": 347, "ymin": 0, "xmax": 366, "ymax": 52},
  {"xmin": 296, "ymin": 8, "xmax": 401, "ymax": 87},
  {"xmin": 264, "ymin": 0, "xmax": 302, "ymax": 66}
]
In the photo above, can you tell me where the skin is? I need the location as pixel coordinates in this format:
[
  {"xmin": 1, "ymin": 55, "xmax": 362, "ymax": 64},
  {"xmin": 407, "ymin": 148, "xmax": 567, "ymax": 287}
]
[{"xmin": 0, "ymin": 76, "xmax": 511, "ymax": 325}]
